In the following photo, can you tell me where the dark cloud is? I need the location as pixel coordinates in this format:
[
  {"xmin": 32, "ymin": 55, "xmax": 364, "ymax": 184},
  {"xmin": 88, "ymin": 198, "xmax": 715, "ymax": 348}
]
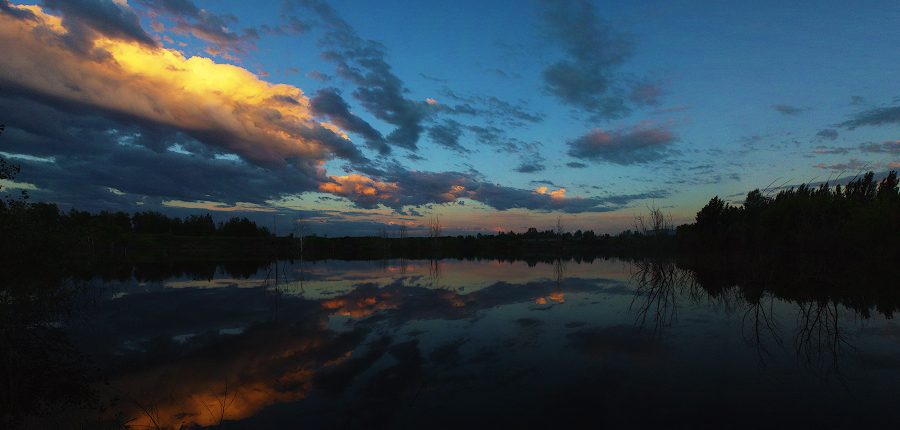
[
  {"xmin": 138, "ymin": 0, "xmax": 198, "ymax": 15},
  {"xmin": 1, "ymin": 0, "xmax": 37, "ymax": 20},
  {"xmin": 538, "ymin": 0, "xmax": 653, "ymax": 120},
  {"xmin": 628, "ymin": 79, "xmax": 665, "ymax": 106},
  {"xmin": 772, "ymin": 104, "xmax": 807, "ymax": 115},
  {"xmin": 137, "ymin": 0, "xmax": 259, "ymax": 54},
  {"xmin": 305, "ymin": 70, "xmax": 331, "ymax": 82},
  {"xmin": 427, "ymin": 119, "xmax": 469, "ymax": 153},
  {"xmin": 0, "ymin": 91, "xmax": 339, "ymax": 215},
  {"xmin": 41, "ymin": 0, "xmax": 158, "ymax": 55},
  {"xmin": 815, "ymin": 129, "xmax": 838, "ymax": 140},
  {"xmin": 514, "ymin": 152, "xmax": 547, "ymax": 174},
  {"xmin": 839, "ymin": 105, "xmax": 900, "ymax": 129},
  {"xmin": 859, "ymin": 141, "xmax": 900, "ymax": 154},
  {"xmin": 439, "ymin": 93, "xmax": 544, "ymax": 126},
  {"xmin": 279, "ymin": 15, "xmax": 311, "ymax": 34},
  {"xmin": 302, "ymin": 0, "xmax": 428, "ymax": 151},
  {"xmin": 566, "ymin": 162, "xmax": 588, "ymax": 169},
  {"xmin": 466, "ymin": 125, "xmax": 521, "ymax": 151},
  {"xmin": 513, "ymin": 162, "xmax": 545, "ymax": 174},
  {"xmin": 567, "ymin": 127, "xmax": 678, "ymax": 165},
  {"xmin": 419, "ymin": 73, "xmax": 447, "ymax": 83},
  {"xmin": 309, "ymin": 87, "xmax": 389, "ymax": 154},
  {"xmin": 413, "ymin": 89, "xmax": 545, "ymax": 153}
]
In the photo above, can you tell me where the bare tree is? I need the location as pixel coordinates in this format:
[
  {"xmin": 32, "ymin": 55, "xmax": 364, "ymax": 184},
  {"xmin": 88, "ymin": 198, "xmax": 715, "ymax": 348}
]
[
  {"xmin": 429, "ymin": 215, "xmax": 442, "ymax": 239},
  {"xmin": 634, "ymin": 201, "xmax": 673, "ymax": 235},
  {"xmin": 292, "ymin": 213, "xmax": 311, "ymax": 256},
  {"xmin": 555, "ymin": 215, "xmax": 565, "ymax": 253},
  {"xmin": 379, "ymin": 226, "xmax": 390, "ymax": 256}
]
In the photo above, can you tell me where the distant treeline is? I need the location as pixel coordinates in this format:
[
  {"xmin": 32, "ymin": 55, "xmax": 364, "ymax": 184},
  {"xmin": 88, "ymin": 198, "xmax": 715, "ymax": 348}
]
[
  {"xmin": 63, "ymin": 208, "xmax": 274, "ymax": 238},
  {"xmin": 0, "ymin": 201, "xmax": 274, "ymax": 250}
]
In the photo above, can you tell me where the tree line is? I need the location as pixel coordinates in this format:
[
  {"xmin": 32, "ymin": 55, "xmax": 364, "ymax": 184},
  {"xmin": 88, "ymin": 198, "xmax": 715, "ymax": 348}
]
[{"xmin": 680, "ymin": 171, "xmax": 899, "ymax": 259}]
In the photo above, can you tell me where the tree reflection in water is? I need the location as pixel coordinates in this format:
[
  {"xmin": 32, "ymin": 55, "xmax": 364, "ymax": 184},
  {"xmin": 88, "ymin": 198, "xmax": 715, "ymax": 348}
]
[
  {"xmin": 628, "ymin": 257, "xmax": 697, "ymax": 337},
  {"xmin": 793, "ymin": 296, "xmax": 862, "ymax": 382},
  {"xmin": 428, "ymin": 258, "xmax": 443, "ymax": 289},
  {"xmin": 629, "ymin": 255, "xmax": 874, "ymax": 382},
  {"xmin": 0, "ymin": 277, "xmax": 107, "ymax": 429}
]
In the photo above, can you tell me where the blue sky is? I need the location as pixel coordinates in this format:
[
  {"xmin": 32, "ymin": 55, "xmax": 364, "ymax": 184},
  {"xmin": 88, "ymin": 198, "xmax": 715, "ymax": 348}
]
[{"xmin": 1, "ymin": 0, "xmax": 898, "ymax": 236}]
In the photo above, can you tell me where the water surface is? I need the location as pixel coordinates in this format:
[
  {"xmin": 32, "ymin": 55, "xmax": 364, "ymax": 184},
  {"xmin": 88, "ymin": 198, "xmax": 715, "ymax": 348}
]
[{"xmin": 65, "ymin": 257, "xmax": 900, "ymax": 428}]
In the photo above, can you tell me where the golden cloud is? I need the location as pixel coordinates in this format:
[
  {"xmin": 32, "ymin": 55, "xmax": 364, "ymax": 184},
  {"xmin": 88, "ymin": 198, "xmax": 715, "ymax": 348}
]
[{"xmin": 108, "ymin": 327, "xmax": 344, "ymax": 429}]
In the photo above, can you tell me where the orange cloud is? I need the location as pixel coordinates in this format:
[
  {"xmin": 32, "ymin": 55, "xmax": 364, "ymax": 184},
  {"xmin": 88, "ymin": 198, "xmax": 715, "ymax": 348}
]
[
  {"xmin": 535, "ymin": 187, "xmax": 567, "ymax": 199},
  {"xmin": 108, "ymin": 327, "xmax": 344, "ymax": 429},
  {"xmin": 319, "ymin": 174, "xmax": 401, "ymax": 200}
]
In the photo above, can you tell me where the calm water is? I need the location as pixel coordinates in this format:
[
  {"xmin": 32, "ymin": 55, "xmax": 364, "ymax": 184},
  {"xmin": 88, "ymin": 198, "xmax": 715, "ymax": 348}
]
[{"xmin": 63, "ymin": 258, "xmax": 900, "ymax": 428}]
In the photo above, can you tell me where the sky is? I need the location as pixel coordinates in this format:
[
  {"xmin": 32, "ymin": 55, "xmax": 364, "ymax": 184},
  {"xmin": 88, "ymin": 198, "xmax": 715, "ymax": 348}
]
[{"xmin": 1, "ymin": 0, "xmax": 899, "ymax": 237}]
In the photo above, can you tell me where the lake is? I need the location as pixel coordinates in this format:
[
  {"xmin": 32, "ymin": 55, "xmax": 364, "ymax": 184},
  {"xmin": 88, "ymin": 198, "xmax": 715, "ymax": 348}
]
[{"xmin": 50, "ymin": 257, "xmax": 900, "ymax": 428}]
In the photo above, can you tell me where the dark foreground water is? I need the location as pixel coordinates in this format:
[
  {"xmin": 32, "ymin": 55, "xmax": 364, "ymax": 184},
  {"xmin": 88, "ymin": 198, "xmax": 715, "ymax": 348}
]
[{"xmin": 49, "ymin": 258, "xmax": 900, "ymax": 428}]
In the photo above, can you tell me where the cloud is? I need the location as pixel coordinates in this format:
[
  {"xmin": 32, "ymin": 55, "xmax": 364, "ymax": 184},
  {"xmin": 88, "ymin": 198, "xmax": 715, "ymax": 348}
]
[
  {"xmin": 427, "ymin": 119, "xmax": 469, "ymax": 153},
  {"xmin": 813, "ymin": 158, "xmax": 869, "ymax": 171},
  {"xmin": 538, "ymin": 0, "xmax": 655, "ymax": 120},
  {"xmin": 137, "ymin": 0, "xmax": 260, "ymax": 55},
  {"xmin": 815, "ymin": 129, "xmax": 838, "ymax": 140},
  {"xmin": 839, "ymin": 105, "xmax": 900, "ymax": 129},
  {"xmin": 771, "ymin": 104, "xmax": 807, "ymax": 115},
  {"xmin": 650, "ymin": 105, "xmax": 693, "ymax": 115},
  {"xmin": 859, "ymin": 141, "xmax": 900, "ymax": 154},
  {"xmin": 305, "ymin": 70, "xmax": 331, "ymax": 82},
  {"xmin": 566, "ymin": 162, "xmax": 588, "ymax": 169},
  {"xmin": 513, "ymin": 151, "xmax": 547, "ymax": 174},
  {"xmin": 309, "ymin": 87, "xmax": 389, "ymax": 154},
  {"xmin": 419, "ymin": 73, "xmax": 447, "ymax": 83},
  {"xmin": 1, "ymin": 7, "xmax": 376, "ymax": 166},
  {"xmin": 628, "ymin": 79, "xmax": 665, "ymax": 106},
  {"xmin": 318, "ymin": 166, "xmax": 667, "ymax": 214},
  {"xmin": 567, "ymin": 126, "xmax": 678, "ymax": 165},
  {"xmin": 303, "ymin": 0, "xmax": 429, "ymax": 151},
  {"xmin": 0, "ymin": 2, "xmax": 675, "ymax": 222},
  {"xmin": 1, "ymin": 0, "xmax": 36, "ymax": 20},
  {"xmin": 0, "ymin": 7, "xmax": 386, "ymax": 210},
  {"xmin": 40, "ymin": 0, "xmax": 158, "ymax": 56},
  {"xmin": 432, "ymin": 88, "xmax": 545, "ymax": 128},
  {"xmin": 513, "ymin": 162, "xmax": 545, "ymax": 174},
  {"xmin": 812, "ymin": 146, "xmax": 851, "ymax": 155},
  {"xmin": 0, "ymin": 97, "xmax": 331, "ymax": 209}
]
